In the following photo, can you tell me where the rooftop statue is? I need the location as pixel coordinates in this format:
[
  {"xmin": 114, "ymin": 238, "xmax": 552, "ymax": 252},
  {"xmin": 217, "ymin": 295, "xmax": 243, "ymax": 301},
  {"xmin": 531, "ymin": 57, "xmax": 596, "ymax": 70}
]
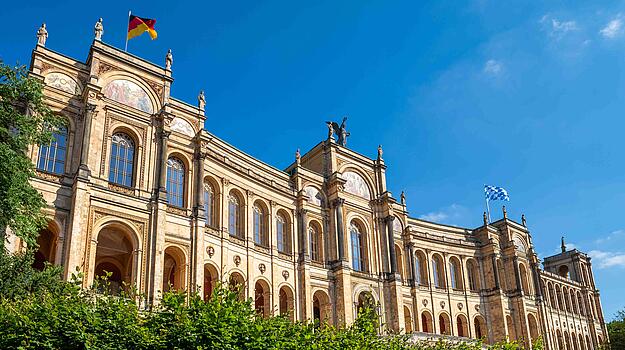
[
  {"xmin": 37, "ymin": 23, "xmax": 48, "ymax": 46},
  {"xmin": 94, "ymin": 18, "xmax": 103, "ymax": 41},
  {"xmin": 325, "ymin": 116, "xmax": 350, "ymax": 147}
]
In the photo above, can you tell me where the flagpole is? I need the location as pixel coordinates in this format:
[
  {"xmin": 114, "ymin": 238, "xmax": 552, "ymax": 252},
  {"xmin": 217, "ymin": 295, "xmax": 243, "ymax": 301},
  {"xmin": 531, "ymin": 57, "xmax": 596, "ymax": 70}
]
[
  {"xmin": 124, "ymin": 10, "xmax": 131, "ymax": 51},
  {"xmin": 486, "ymin": 197, "xmax": 491, "ymax": 223}
]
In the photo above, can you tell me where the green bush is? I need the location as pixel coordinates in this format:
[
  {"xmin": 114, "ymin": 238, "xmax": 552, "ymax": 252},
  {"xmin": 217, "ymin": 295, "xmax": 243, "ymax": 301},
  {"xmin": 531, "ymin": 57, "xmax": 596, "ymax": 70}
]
[{"xmin": 0, "ymin": 259, "xmax": 536, "ymax": 350}]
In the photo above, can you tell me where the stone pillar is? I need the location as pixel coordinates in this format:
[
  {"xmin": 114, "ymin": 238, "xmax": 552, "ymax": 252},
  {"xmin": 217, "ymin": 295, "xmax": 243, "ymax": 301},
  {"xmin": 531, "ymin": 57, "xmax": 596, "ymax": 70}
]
[
  {"xmin": 158, "ymin": 131, "xmax": 170, "ymax": 194},
  {"xmin": 196, "ymin": 152, "xmax": 206, "ymax": 217},
  {"xmin": 386, "ymin": 216, "xmax": 397, "ymax": 275},
  {"xmin": 77, "ymin": 103, "xmax": 96, "ymax": 177},
  {"xmin": 298, "ymin": 209, "xmax": 309, "ymax": 260},
  {"xmin": 334, "ymin": 198, "xmax": 346, "ymax": 261},
  {"xmin": 408, "ymin": 243, "xmax": 416, "ymax": 287}
]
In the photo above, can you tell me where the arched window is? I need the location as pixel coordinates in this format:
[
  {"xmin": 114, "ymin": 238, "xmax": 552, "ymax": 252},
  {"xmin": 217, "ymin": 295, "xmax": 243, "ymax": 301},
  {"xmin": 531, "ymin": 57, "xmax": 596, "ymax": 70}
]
[
  {"xmin": 467, "ymin": 259, "xmax": 480, "ymax": 292},
  {"xmin": 253, "ymin": 204, "xmax": 267, "ymax": 246},
  {"xmin": 450, "ymin": 258, "xmax": 462, "ymax": 290},
  {"xmin": 432, "ymin": 255, "xmax": 445, "ymax": 289},
  {"xmin": 350, "ymin": 222, "xmax": 365, "ymax": 272},
  {"xmin": 276, "ymin": 213, "xmax": 290, "ymax": 253},
  {"xmin": 228, "ymin": 194, "xmax": 242, "ymax": 237},
  {"xmin": 166, "ymin": 157, "xmax": 185, "ymax": 207},
  {"xmin": 415, "ymin": 251, "xmax": 428, "ymax": 286},
  {"xmin": 203, "ymin": 182, "xmax": 215, "ymax": 227},
  {"xmin": 309, "ymin": 224, "xmax": 322, "ymax": 262},
  {"xmin": 37, "ymin": 126, "xmax": 67, "ymax": 175},
  {"xmin": 108, "ymin": 132, "xmax": 135, "ymax": 187}
]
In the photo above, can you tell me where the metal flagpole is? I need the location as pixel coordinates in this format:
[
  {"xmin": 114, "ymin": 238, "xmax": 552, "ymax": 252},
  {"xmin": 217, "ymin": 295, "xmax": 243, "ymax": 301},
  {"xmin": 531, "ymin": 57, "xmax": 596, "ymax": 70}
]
[
  {"xmin": 484, "ymin": 188, "xmax": 491, "ymax": 223},
  {"xmin": 124, "ymin": 10, "xmax": 131, "ymax": 51}
]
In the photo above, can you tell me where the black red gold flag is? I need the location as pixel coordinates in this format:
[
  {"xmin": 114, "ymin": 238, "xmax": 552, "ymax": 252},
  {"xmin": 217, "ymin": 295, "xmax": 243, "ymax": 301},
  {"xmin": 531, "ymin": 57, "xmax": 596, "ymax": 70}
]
[{"xmin": 127, "ymin": 15, "xmax": 157, "ymax": 40}]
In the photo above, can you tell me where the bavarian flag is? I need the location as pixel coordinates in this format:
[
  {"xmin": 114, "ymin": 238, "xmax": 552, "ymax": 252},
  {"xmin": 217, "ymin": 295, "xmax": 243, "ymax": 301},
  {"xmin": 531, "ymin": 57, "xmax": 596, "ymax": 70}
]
[{"xmin": 127, "ymin": 15, "xmax": 158, "ymax": 40}]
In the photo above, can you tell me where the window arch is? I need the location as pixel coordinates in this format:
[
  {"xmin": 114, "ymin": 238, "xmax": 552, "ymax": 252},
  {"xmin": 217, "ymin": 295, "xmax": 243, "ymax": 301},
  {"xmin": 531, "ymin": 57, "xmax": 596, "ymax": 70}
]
[
  {"xmin": 228, "ymin": 192, "xmax": 244, "ymax": 238},
  {"xmin": 109, "ymin": 132, "xmax": 135, "ymax": 187},
  {"xmin": 37, "ymin": 125, "xmax": 67, "ymax": 175},
  {"xmin": 309, "ymin": 223, "xmax": 322, "ymax": 262},
  {"xmin": 276, "ymin": 212, "xmax": 291, "ymax": 254},
  {"xmin": 253, "ymin": 202, "xmax": 268, "ymax": 246},
  {"xmin": 166, "ymin": 157, "xmax": 185, "ymax": 207},
  {"xmin": 449, "ymin": 257, "xmax": 462, "ymax": 290},
  {"xmin": 415, "ymin": 251, "xmax": 428, "ymax": 286},
  {"xmin": 466, "ymin": 259, "xmax": 480, "ymax": 292},
  {"xmin": 203, "ymin": 181, "xmax": 216, "ymax": 227},
  {"xmin": 432, "ymin": 254, "xmax": 445, "ymax": 289},
  {"xmin": 350, "ymin": 221, "xmax": 366, "ymax": 272}
]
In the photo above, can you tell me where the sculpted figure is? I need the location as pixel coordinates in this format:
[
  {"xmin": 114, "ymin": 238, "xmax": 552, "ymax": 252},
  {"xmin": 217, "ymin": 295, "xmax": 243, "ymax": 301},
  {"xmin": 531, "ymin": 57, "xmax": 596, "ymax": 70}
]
[
  {"xmin": 94, "ymin": 18, "xmax": 103, "ymax": 41},
  {"xmin": 325, "ymin": 116, "xmax": 350, "ymax": 146},
  {"xmin": 37, "ymin": 23, "xmax": 48, "ymax": 46}
]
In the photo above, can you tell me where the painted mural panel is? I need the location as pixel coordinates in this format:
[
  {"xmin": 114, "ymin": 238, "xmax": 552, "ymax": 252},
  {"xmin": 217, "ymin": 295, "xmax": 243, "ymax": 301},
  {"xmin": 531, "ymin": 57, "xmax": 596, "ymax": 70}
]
[
  {"xmin": 170, "ymin": 117, "xmax": 195, "ymax": 137},
  {"xmin": 103, "ymin": 79, "xmax": 153, "ymax": 113},
  {"xmin": 45, "ymin": 72, "xmax": 81, "ymax": 95},
  {"xmin": 304, "ymin": 186, "xmax": 323, "ymax": 206},
  {"xmin": 341, "ymin": 171, "xmax": 371, "ymax": 199}
]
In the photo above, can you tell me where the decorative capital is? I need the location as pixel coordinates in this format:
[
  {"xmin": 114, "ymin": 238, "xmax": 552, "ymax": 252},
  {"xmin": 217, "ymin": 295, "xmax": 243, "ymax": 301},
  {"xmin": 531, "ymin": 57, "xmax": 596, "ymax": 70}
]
[{"xmin": 332, "ymin": 198, "xmax": 345, "ymax": 208}]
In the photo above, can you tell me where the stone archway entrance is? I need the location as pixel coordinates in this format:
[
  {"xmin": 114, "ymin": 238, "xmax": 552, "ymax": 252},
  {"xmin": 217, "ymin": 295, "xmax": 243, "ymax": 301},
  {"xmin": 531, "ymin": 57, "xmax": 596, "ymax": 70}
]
[
  {"xmin": 94, "ymin": 225, "xmax": 136, "ymax": 295},
  {"xmin": 203, "ymin": 263, "xmax": 219, "ymax": 300},
  {"xmin": 32, "ymin": 226, "xmax": 58, "ymax": 270},
  {"xmin": 163, "ymin": 246, "xmax": 186, "ymax": 293},
  {"xmin": 254, "ymin": 279, "xmax": 271, "ymax": 317}
]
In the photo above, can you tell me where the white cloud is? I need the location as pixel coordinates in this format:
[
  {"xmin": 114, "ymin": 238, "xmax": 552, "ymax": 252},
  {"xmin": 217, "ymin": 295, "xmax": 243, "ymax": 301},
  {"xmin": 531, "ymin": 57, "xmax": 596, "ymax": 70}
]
[
  {"xmin": 595, "ymin": 229, "xmax": 625, "ymax": 244},
  {"xmin": 483, "ymin": 59, "xmax": 503, "ymax": 75},
  {"xmin": 540, "ymin": 15, "xmax": 578, "ymax": 39},
  {"xmin": 600, "ymin": 17, "xmax": 623, "ymax": 38},
  {"xmin": 418, "ymin": 204, "xmax": 466, "ymax": 225},
  {"xmin": 588, "ymin": 250, "xmax": 625, "ymax": 268}
]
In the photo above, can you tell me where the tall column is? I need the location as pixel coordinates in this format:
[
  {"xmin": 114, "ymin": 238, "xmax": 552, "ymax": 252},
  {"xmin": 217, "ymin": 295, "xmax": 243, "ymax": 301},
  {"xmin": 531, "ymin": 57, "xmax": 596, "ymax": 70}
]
[
  {"xmin": 195, "ymin": 152, "xmax": 206, "ymax": 217},
  {"xmin": 298, "ymin": 209, "xmax": 309, "ymax": 260},
  {"xmin": 158, "ymin": 131, "xmax": 170, "ymax": 194},
  {"xmin": 408, "ymin": 243, "xmax": 416, "ymax": 287},
  {"xmin": 386, "ymin": 216, "xmax": 397, "ymax": 275},
  {"xmin": 492, "ymin": 255, "xmax": 500, "ymax": 289},
  {"xmin": 78, "ymin": 103, "xmax": 95, "ymax": 177},
  {"xmin": 513, "ymin": 256, "xmax": 522, "ymax": 293},
  {"xmin": 334, "ymin": 198, "xmax": 346, "ymax": 261}
]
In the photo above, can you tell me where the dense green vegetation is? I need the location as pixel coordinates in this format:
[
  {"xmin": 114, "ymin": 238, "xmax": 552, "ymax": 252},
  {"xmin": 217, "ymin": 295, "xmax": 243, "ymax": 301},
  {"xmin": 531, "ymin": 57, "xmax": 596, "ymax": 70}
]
[{"xmin": 604, "ymin": 309, "xmax": 624, "ymax": 350}]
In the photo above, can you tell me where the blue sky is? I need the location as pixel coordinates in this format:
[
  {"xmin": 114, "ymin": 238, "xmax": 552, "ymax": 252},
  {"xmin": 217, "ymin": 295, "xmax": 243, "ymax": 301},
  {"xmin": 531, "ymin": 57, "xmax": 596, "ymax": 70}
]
[{"xmin": 1, "ymin": 1, "xmax": 624, "ymax": 319}]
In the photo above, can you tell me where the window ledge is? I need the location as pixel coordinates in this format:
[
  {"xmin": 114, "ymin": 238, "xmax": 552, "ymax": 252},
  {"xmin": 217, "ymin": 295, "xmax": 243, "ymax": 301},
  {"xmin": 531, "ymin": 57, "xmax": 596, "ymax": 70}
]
[
  {"xmin": 34, "ymin": 170, "xmax": 63, "ymax": 183},
  {"xmin": 108, "ymin": 183, "xmax": 135, "ymax": 196},
  {"xmin": 166, "ymin": 205, "xmax": 188, "ymax": 216}
]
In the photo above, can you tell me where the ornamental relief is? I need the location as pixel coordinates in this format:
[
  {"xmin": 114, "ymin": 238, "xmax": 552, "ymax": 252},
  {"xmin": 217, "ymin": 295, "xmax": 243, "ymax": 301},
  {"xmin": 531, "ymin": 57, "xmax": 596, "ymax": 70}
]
[
  {"xmin": 45, "ymin": 72, "xmax": 82, "ymax": 95},
  {"xmin": 341, "ymin": 171, "xmax": 371, "ymax": 199},
  {"xmin": 103, "ymin": 79, "xmax": 153, "ymax": 114}
]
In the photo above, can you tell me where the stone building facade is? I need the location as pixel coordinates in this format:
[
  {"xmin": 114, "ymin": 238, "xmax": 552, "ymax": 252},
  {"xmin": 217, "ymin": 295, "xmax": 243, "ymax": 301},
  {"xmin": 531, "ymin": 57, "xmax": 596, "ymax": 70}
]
[{"xmin": 14, "ymin": 24, "xmax": 608, "ymax": 349}]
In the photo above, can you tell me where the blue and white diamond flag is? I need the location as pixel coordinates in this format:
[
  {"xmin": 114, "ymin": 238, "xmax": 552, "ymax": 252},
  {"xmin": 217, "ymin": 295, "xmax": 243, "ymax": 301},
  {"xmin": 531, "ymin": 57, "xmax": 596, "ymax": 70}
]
[{"xmin": 484, "ymin": 185, "xmax": 510, "ymax": 201}]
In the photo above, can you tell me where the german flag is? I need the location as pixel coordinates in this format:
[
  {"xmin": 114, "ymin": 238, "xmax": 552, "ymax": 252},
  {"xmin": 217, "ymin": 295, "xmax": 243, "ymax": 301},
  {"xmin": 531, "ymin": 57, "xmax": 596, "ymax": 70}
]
[{"xmin": 127, "ymin": 15, "xmax": 158, "ymax": 40}]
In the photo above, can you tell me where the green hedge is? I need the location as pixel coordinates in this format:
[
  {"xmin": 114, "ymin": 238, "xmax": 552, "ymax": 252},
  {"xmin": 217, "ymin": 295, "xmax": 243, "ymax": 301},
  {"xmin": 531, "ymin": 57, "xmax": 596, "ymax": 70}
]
[{"xmin": 0, "ymin": 253, "xmax": 535, "ymax": 350}]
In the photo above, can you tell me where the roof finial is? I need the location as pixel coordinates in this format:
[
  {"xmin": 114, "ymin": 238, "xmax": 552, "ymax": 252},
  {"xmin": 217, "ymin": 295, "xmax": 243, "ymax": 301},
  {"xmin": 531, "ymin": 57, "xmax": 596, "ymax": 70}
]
[
  {"xmin": 165, "ymin": 49, "xmax": 173, "ymax": 70},
  {"xmin": 521, "ymin": 214, "xmax": 526, "ymax": 227},
  {"xmin": 483, "ymin": 211, "xmax": 488, "ymax": 226},
  {"xmin": 94, "ymin": 18, "xmax": 103, "ymax": 41},
  {"xmin": 377, "ymin": 144, "xmax": 383, "ymax": 161},
  {"xmin": 37, "ymin": 23, "xmax": 48, "ymax": 47},
  {"xmin": 561, "ymin": 236, "xmax": 566, "ymax": 253},
  {"xmin": 198, "ymin": 90, "xmax": 205, "ymax": 111},
  {"xmin": 502, "ymin": 205, "xmax": 507, "ymax": 219},
  {"xmin": 295, "ymin": 148, "xmax": 301, "ymax": 166}
]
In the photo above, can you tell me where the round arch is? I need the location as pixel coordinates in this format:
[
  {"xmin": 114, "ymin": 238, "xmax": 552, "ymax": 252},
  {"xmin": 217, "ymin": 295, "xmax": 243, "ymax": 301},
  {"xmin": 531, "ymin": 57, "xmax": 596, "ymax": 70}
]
[
  {"xmin": 252, "ymin": 199, "xmax": 270, "ymax": 247},
  {"xmin": 474, "ymin": 315, "xmax": 487, "ymax": 341},
  {"xmin": 307, "ymin": 219, "xmax": 324, "ymax": 262},
  {"xmin": 253, "ymin": 278, "xmax": 271, "ymax": 318},
  {"xmin": 337, "ymin": 166, "xmax": 375, "ymax": 200},
  {"xmin": 227, "ymin": 270, "xmax": 246, "ymax": 300},
  {"xmin": 276, "ymin": 208, "xmax": 292, "ymax": 254},
  {"xmin": 203, "ymin": 262, "xmax": 219, "ymax": 300},
  {"xmin": 421, "ymin": 310, "xmax": 434, "ymax": 333},
  {"xmin": 163, "ymin": 245, "xmax": 187, "ymax": 293},
  {"xmin": 438, "ymin": 311, "xmax": 451, "ymax": 335},
  {"xmin": 99, "ymin": 73, "xmax": 161, "ymax": 114},
  {"xmin": 456, "ymin": 314, "xmax": 469, "ymax": 338},
  {"xmin": 312, "ymin": 289, "xmax": 332, "ymax": 326},
  {"xmin": 227, "ymin": 188, "xmax": 246, "ymax": 238},
  {"xmin": 278, "ymin": 284, "xmax": 295, "ymax": 321},
  {"xmin": 403, "ymin": 305, "xmax": 413, "ymax": 333}
]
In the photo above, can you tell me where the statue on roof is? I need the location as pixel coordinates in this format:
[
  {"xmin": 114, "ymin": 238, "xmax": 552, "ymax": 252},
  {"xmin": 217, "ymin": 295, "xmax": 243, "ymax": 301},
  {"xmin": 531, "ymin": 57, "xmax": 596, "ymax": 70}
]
[
  {"xmin": 94, "ymin": 18, "xmax": 103, "ymax": 41},
  {"xmin": 165, "ymin": 49, "xmax": 173, "ymax": 70},
  {"xmin": 325, "ymin": 116, "xmax": 350, "ymax": 146},
  {"xmin": 37, "ymin": 23, "xmax": 48, "ymax": 46},
  {"xmin": 198, "ymin": 90, "xmax": 205, "ymax": 111},
  {"xmin": 561, "ymin": 236, "xmax": 566, "ymax": 253}
]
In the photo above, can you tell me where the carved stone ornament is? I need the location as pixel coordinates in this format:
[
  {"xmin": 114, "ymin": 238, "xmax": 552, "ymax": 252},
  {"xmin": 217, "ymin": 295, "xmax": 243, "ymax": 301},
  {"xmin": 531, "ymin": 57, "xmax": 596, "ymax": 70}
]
[
  {"xmin": 440, "ymin": 301, "xmax": 446, "ymax": 308},
  {"xmin": 422, "ymin": 299, "xmax": 428, "ymax": 306},
  {"xmin": 474, "ymin": 304, "xmax": 480, "ymax": 312},
  {"xmin": 457, "ymin": 302, "xmax": 463, "ymax": 310},
  {"xmin": 222, "ymin": 178, "xmax": 230, "ymax": 186},
  {"xmin": 555, "ymin": 320, "xmax": 559, "ymax": 326},
  {"xmin": 282, "ymin": 270, "xmax": 289, "ymax": 280},
  {"xmin": 233, "ymin": 255, "xmax": 241, "ymax": 266},
  {"xmin": 206, "ymin": 246, "xmax": 215, "ymax": 258},
  {"xmin": 258, "ymin": 263, "xmax": 266, "ymax": 274}
]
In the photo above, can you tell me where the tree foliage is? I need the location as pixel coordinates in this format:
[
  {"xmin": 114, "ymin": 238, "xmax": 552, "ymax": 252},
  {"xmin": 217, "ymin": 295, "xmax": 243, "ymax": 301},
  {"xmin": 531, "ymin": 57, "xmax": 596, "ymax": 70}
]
[
  {"xmin": 0, "ymin": 63, "xmax": 63, "ymax": 248},
  {"xmin": 605, "ymin": 308, "xmax": 625, "ymax": 350}
]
